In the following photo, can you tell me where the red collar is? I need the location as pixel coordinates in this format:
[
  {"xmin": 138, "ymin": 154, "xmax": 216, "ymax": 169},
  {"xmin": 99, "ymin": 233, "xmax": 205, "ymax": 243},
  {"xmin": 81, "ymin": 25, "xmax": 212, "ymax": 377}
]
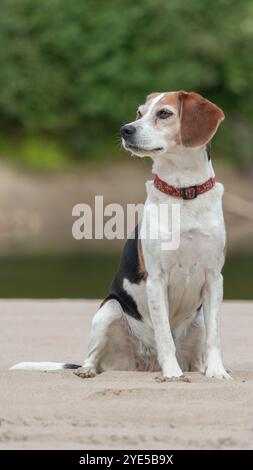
[{"xmin": 154, "ymin": 174, "xmax": 215, "ymax": 200}]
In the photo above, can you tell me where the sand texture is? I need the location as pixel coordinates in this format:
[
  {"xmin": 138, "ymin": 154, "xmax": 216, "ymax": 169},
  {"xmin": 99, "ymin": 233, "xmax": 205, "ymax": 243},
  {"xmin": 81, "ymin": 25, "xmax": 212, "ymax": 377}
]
[{"xmin": 0, "ymin": 300, "xmax": 252, "ymax": 450}]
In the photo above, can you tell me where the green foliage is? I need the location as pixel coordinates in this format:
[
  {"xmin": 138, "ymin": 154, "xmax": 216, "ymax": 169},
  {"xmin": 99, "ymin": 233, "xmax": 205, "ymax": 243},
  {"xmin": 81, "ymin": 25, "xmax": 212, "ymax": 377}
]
[
  {"xmin": 0, "ymin": 135, "xmax": 69, "ymax": 169},
  {"xmin": 0, "ymin": 0, "xmax": 252, "ymax": 167}
]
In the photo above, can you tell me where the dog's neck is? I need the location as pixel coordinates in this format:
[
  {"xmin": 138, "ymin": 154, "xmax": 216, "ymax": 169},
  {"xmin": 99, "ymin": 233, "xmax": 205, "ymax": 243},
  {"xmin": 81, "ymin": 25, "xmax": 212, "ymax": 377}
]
[{"xmin": 152, "ymin": 145, "xmax": 215, "ymax": 187}]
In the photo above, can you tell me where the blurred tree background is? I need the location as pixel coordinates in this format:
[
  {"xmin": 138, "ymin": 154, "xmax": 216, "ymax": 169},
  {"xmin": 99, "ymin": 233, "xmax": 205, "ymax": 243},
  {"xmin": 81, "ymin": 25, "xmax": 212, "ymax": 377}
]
[
  {"xmin": 0, "ymin": 0, "xmax": 253, "ymax": 169},
  {"xmin": 0, "ymin": 0, "xmax": 253, "ymax": 299}
]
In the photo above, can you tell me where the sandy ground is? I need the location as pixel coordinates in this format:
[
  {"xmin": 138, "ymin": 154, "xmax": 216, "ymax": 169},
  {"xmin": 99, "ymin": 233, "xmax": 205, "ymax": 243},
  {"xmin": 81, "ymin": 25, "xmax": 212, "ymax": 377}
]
[{"xmin": 0, "ymin": 300, "xmax": 252, "ymax": 450}]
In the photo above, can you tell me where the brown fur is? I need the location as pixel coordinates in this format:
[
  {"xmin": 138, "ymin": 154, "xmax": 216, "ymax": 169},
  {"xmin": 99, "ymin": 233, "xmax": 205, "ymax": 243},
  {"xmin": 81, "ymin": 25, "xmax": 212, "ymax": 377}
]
[
  {"xmin": 178, "ymin": 91, "xmax": 224, "ymax": 147},
  {"xmin": 151, "ymin": 92, "xmax": 182, "ymax": 144},
  {"xmin": 159, "ymin": 91, "xmax": 180, "ymax": 109}
]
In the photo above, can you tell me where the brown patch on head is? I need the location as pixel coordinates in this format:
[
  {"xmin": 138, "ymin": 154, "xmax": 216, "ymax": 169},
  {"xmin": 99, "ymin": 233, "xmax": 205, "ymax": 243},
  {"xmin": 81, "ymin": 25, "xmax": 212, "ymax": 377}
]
[
  {"xmin": 158, "ymin": 92, "xmax": 182, "ymax": 144},
  {"xmin": 138, "ymin": 239, "xmax": 148, "ymax": 280},
  {"xmin": 146, "ymin": 91, "xmax": 179, "ymax": 109},
  {"xmin": 159, "ymin": 91, "xmax": 181, "ymax": 109},
  {"xmin": 178, "ymin": 91, "xmax": 224, "ymax": 147}
]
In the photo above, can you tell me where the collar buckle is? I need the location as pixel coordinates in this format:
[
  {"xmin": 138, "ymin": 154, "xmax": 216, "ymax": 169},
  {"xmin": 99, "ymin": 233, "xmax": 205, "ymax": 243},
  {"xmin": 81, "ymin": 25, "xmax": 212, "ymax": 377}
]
[{"xmin": 181, "ymin": 185, "xmax": 198, "ymax": 200}]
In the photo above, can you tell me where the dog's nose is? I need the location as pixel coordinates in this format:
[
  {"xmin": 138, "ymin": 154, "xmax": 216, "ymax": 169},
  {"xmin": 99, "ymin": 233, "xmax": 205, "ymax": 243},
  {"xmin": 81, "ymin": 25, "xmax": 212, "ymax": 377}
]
[{"xmin": 120, "ymin": 125, "xmax": 136, "ymax": 138}]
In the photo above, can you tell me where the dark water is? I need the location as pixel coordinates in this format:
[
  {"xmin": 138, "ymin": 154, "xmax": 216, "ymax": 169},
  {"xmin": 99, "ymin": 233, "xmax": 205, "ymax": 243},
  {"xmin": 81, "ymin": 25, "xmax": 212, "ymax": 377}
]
[{"xmin": 0, "ymin": 254, "xmax": 252, "ymax": 299}]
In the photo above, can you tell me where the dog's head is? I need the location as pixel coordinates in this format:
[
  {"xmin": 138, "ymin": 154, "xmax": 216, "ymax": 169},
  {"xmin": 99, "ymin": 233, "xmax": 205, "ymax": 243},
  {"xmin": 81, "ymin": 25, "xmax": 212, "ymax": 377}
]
[{"xmin": 120, "ymin": 91, "xmax": 224, "ymax": 158}]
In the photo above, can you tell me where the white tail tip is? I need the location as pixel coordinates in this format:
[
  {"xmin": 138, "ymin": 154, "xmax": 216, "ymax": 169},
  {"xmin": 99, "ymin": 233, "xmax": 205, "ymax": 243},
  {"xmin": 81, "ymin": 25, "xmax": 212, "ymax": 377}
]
[{"xmin": 10, "ymin": 362, "xmax": 66, "ymax": 371}]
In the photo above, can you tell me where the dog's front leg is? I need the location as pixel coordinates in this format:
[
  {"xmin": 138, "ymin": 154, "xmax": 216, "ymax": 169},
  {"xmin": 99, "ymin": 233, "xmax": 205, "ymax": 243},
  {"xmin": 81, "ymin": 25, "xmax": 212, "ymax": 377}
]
[
  {"xmin": 202, "ymin": 271, "xmax": 230, "ymax": 379},
  {"xmin": 146, "ymin": 276, "xmax": 183, "ymax": 377}
]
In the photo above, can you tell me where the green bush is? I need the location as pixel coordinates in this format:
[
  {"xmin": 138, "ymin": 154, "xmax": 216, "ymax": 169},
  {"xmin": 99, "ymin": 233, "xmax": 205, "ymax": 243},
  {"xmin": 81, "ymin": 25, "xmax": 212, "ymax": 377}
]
[{"xmin": 0, "ymin": 0, "xmax": 252, "ymax": 167}]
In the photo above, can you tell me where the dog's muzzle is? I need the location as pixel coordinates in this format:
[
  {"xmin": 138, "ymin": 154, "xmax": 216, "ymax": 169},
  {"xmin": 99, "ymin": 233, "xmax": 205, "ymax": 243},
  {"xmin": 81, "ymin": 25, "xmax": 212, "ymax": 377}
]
[{"xmin": 120, "ymin": 125, "xmax": 136, "ymax": 141}]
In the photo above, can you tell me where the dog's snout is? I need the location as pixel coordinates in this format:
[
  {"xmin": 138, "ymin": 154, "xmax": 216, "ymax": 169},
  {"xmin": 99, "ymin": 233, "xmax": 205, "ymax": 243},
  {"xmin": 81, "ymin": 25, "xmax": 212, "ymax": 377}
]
[{"xmin": 120, "ymin": 124, "xmax": 136, "ymax": 139}]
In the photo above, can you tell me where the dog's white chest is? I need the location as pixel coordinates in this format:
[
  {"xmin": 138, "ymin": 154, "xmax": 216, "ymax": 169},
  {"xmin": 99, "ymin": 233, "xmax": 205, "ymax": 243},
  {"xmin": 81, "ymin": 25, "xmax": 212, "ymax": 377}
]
[
  {"xmin": 142, "ymin": 180, "xmax": 225, "ymax": 268},
  {"xmin": 139, "ymin": 181, "xmax": 226, "ymax": 326}
]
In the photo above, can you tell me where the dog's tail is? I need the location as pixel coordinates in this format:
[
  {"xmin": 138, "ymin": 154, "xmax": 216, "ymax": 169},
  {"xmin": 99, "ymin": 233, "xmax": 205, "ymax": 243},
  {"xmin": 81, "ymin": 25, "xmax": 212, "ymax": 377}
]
[{"xmin": 10, "ymin": 362, "xmax": 81, "ymax": 371}]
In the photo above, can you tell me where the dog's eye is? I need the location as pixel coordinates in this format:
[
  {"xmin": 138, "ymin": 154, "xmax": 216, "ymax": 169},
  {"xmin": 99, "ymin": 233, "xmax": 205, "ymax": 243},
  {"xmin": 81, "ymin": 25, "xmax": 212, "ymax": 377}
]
[
  {"xmin": 136, "ymin": 110, "xmax": 142, "ymax": 120},
  {"xmin": 156, "ymin": 109, "xmax": 174, "ymax": 119}
]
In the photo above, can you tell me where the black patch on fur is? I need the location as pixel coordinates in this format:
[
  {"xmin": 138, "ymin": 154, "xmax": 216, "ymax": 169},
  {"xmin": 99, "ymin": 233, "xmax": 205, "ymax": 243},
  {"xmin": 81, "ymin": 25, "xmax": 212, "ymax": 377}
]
[
  {"xmin": 63, "ymin": 363, "xmax": 82, "ymax": 369},
  {"xmin": 104, "ymin": 225, "xmax": 143, "ymax": 321},
  {"xmin": 206, "ymin": 142, "xmax": 211, "ymax": 161}
]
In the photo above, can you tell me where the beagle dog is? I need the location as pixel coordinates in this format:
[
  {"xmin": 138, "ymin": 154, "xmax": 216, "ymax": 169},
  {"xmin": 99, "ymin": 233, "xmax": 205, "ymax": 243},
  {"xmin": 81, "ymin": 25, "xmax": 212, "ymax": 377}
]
[
  {"xmin": 73, "ymin": 90, "xmax": 229, "ymax": 380},
  {"xmin": 11, "ymin": 91, "xmax": 230, "ymax": 380}
]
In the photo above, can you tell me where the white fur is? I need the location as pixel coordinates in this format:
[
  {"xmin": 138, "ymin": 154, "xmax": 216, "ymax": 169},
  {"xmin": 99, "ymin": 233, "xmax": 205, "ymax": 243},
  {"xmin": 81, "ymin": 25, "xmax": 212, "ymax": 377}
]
[{"xmin": 10, "ymin": 362, "xmax": 66, "ymax": 371}]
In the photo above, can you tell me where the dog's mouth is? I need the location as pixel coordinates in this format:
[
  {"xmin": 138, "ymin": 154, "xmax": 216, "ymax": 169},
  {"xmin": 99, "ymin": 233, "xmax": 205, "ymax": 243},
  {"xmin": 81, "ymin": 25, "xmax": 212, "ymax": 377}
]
[{"xmin": 124, "ymin": 143, "xmax": 163, "ymax": 153}]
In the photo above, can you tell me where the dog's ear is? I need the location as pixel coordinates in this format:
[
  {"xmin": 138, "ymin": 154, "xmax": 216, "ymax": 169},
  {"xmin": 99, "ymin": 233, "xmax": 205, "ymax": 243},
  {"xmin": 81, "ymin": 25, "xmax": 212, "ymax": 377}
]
[
  {"xmin": 178, "ymin": 91, "xmax": 224, "ymax": 147},
  {"xmin": 146, "ymin": 92, "xmax": 161, "ymax": 102}
]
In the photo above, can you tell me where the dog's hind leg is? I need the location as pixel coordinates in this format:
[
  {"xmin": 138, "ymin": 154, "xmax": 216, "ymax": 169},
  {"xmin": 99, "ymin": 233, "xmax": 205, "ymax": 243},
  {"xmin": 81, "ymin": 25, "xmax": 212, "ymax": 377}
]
[
  {"xmin": 175, "ymin": 308, "xmax": 206, "ymax": 373},
  {"xmin": 74, "ymin": 299, "xmax": 131, "ymax": 379},
  {"xmin": 187, "ymin": 308, "xmax": 206, "ymax": 373}
]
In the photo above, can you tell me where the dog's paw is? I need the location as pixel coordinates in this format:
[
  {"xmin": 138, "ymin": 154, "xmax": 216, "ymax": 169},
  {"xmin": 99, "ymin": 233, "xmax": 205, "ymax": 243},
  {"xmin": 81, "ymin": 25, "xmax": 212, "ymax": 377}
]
[
  {"xmin": 162, "ymin": 357, "xmax": 183, "ymax": 379},
  {"xmin": 74, "ymin": 366, "xmax": 96, "ymax": 379},
  {"xmin": 205, "ymin": 366, "xmax": 231, "ymax": 380},
  {"xmin": 205, "ymin": 351, "xmax": 232, "ymax": 379}
]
